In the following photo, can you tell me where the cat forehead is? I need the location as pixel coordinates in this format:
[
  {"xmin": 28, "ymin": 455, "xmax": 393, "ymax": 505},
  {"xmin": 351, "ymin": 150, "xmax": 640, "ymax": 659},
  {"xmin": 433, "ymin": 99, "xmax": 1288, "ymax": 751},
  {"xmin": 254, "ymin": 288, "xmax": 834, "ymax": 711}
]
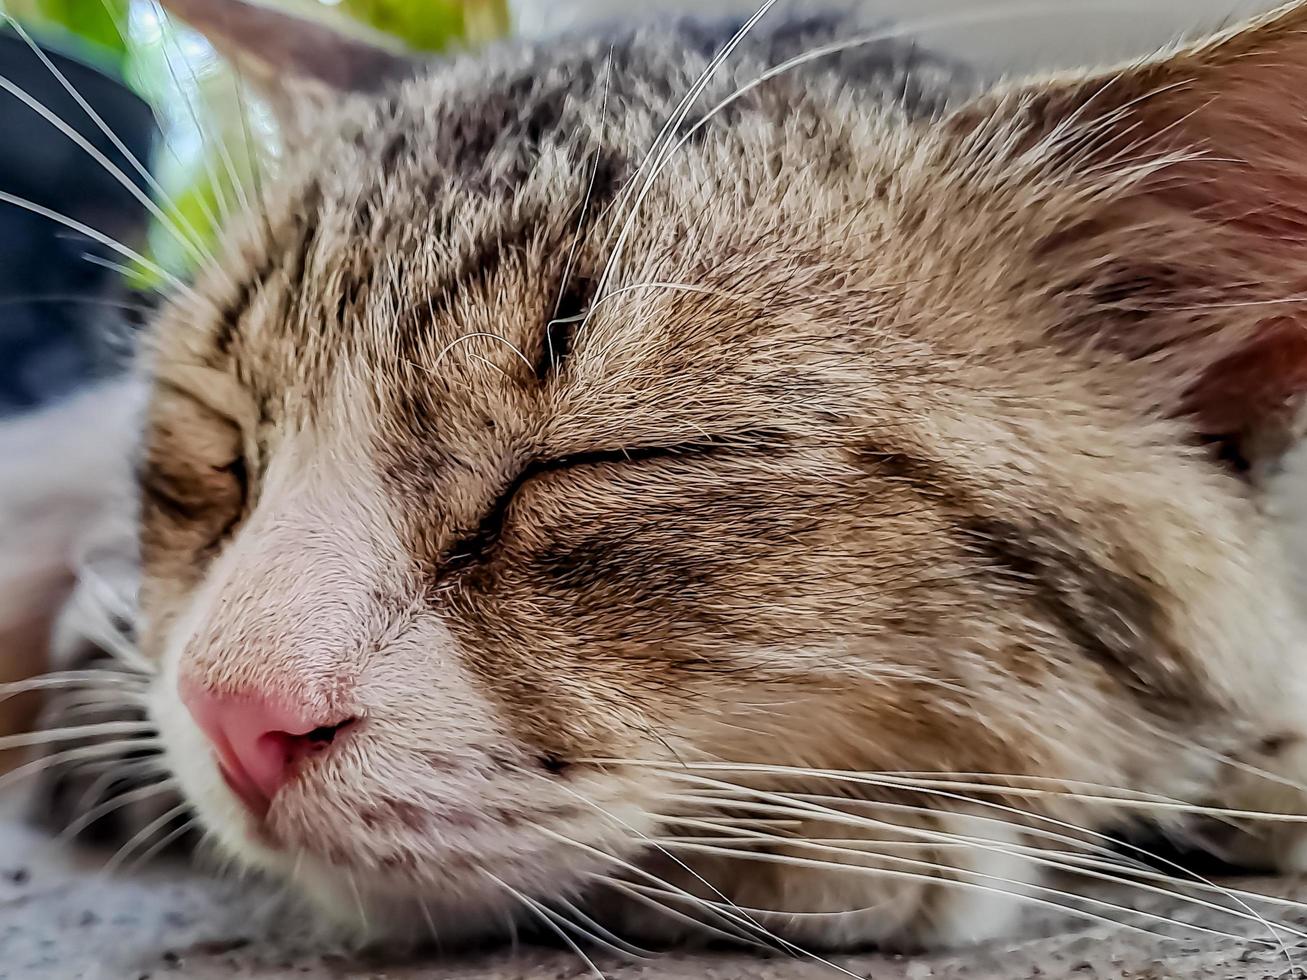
[{"xmin": 168, "ymin": 56, "xmax": 952, "ymax": 376}]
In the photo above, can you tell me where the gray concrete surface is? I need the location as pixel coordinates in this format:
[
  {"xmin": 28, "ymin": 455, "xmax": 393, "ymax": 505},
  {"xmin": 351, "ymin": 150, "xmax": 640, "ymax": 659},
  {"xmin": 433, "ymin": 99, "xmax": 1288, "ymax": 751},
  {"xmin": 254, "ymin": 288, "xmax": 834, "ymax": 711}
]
[
  {"xmin": 6, "ymin": 804, "xmax": 1307, "ymax": 980},
  {"xmin": 5, "ymin": 1, "xmax": 1306, "ymax": 978}
]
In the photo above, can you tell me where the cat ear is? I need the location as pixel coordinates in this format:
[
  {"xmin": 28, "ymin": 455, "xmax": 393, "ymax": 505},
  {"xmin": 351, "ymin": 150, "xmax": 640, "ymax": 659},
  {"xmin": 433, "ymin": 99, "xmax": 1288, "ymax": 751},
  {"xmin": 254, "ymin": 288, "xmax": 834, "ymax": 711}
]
[
  {"xmin": 951, "ymin": 2, "xmax": 1307, "ymax": 469},
  {"xmin": 156, "ymin": 0, "xmax": 419, "ymax": 133}
]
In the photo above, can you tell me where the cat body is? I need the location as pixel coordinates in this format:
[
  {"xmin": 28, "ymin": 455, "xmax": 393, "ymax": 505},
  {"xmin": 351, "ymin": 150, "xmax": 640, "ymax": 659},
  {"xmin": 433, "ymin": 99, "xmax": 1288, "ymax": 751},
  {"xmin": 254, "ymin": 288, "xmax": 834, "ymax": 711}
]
[{"xmin": 13, "ymin": 0, "xmax": 1307, "ymax": 956}]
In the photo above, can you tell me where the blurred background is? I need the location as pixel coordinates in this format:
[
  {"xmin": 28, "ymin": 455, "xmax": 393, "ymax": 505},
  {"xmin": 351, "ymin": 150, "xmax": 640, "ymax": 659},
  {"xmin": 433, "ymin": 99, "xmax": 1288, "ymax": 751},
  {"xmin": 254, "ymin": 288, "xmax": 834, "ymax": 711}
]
[
  {"xmin": 0, "ymin": 0, "xmax": 1286, "ymax": 419},
  {"xmin": 0, "ymin": 0, "xmax": 511, "ymax": 416}
]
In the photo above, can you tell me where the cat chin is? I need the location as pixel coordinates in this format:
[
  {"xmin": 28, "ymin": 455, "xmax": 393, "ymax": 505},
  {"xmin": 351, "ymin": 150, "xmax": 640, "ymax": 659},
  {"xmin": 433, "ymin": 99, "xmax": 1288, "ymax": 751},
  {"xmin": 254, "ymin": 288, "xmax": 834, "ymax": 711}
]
[
  {"xmin": 173, "ymin": 787, "xmax": 543, "ymax": 952},
  {"xmin": 158, "ymin": 757, "xmax": 567, "ymax": 952},
  {"xmin": 151, "ymin": 702, "xmax": 604, "ymax": 952}
]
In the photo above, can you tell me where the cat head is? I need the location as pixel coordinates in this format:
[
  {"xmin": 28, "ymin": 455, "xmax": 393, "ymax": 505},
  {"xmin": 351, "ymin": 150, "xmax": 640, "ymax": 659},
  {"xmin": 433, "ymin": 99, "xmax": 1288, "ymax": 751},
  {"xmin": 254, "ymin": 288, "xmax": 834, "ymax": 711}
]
[{"xmin": 140, "ymin": 0, "xmax": 1307, "ymax": 948}]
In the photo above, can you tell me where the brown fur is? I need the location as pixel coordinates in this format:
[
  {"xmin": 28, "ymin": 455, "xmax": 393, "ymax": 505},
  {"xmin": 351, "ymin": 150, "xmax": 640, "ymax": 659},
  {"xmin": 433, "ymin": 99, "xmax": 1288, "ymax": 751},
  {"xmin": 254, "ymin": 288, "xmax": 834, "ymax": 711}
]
[{"xmin": 18, "ymin": 0, "xmax": 1307, "ymax": 955}]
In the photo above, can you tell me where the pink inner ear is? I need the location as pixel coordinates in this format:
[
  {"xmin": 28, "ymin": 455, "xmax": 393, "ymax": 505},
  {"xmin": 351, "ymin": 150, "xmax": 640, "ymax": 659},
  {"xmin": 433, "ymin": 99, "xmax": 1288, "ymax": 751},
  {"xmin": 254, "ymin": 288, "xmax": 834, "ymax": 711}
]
[{"xmin": 1186, "ymin": 321, "xmax": 1307, "ymax": 436}]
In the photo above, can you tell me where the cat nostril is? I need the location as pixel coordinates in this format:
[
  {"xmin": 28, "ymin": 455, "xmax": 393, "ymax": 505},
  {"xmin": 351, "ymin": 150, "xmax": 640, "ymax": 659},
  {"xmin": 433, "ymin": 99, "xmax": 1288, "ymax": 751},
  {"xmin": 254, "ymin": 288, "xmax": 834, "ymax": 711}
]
[
  {"xmin": 296, "ymin": 718, "xmax": 356, "ymax": 749},
  {"xmin": 180, "ymin": 681, "xmax": 358, "ymax": 813}
]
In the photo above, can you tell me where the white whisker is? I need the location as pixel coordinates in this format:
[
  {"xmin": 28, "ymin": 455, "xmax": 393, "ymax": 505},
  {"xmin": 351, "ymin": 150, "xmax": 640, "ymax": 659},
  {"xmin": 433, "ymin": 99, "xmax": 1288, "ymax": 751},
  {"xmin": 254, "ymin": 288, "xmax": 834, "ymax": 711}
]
[
  {"xmin": 148, "ymin": 0, "xmax": 239, "ymax": 226},
  {"xmin": 0, "ymin": 739, "xmax": 163, "ymax": 794},
  {"xmin": 552, "ymin": 46, "xmax": 614, "ymax": 326},
  {"xmin": 537, "ymin": 896, "xmax": 644, "ymax": 962},
  {"xmin": 536, "ymin": 803, "xmax": 862, "ymax": 976},
  {"xmin": 483, "ymin": 870, "xmax": 610, "ymax": 980},
  {"xmin": 231, "ymin": 68, "xmax": 275, "ymax": 245},
  {"xmin": 661, "ymin": 839, "xmax": 1274, "ymax": 947},
  {"xmin": 346, "ymin": 870, "xmax": 370, "ymax": 935},
  {"xmin": 618, "ymin": 760, "xmax": 1307, "ymax": 824},
  {"xmin": 0, "ymin": 190, "xmax": 188, "ymax": 293},
  {"xmin": 101, "ymin": 801, "xmax": 191, "ymax": 875},
  {"xmin": 586, "ymin": 874, "xmax": 766, "ymax": 947},
  {"xmin": 600, "ymin": 873, "xmax": 893, "ymax": 923},
  {"xmin": 58, "ymin": 778, "xmax": 179, "ymax": 844},
  {"xmin": 538, "ymin": 826, "xmax": 770, "ymax": 949},
  {"xmin": 585, "ymin": 0, "xmax": 782, "ymax": 330},
  {"xmin": 77, "ymin": 251, "xmax": 144, "ymax": 281},
  {"xmin": 0, "ymin": 671, "xmax": 147, "ymax": 703},
  {"xmin": 657, "ymin": 812, "xmax": 1306, "ymax": 944},
  {"xmin": 43, "ymin": 685, "xmax": 150, "ymax": 709},
  {"xmin": 418, "ymin": 896, "xmax": 443, "ymax": 953},
  {"xmin": 660, "ymin": 767, "xmax": 1296, "ymax": 960},
  {"xmin": 71, "ymin": 755, "xmax": 167, "ymax": 816},
  {"xmin": 591, "ymin": 1, "xmax": 1151, "ymax": 333},
  {"xmin": 0, "ymin": 55, "xmax": 210, "ymax": 270},
  {"xmin": 43, "ymin": 700, "xmax": 146, "ymax": 725},
  {"xmin": 65, "ymin": 576, "xmax": 152, "ymax": 676},
  {"xmin": 548, "ymin": 893, "xmax": 654, "ymax": 959},
  {"xmin": 0, "ymin": 720, "xmax": 156, "ymax": 751},
  {"xmin": 125, "ymin": 816, "xmax": 198, "ymax": 872},
  {"xmin": 2, "ymin": 17, "xmax": 213, "ymax": 258},
  {"xmin": 432, "ymin": 332, "xmax": 535, "ymax": 372},
  {"xmin": 542, "ymin": 780, "xmax": 778, "ymax": 939}
]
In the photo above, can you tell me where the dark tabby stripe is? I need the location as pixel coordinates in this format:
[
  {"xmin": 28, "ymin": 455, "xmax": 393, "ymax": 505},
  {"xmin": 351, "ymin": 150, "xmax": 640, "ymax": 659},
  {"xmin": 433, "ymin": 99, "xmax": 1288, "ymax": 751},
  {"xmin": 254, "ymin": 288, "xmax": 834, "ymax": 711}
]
[
  {"xmin": 961, "ymin": 515, "xmax": 1200, "ymax": 709},
  {"xmin": 857, "ymin": 446, "xmax": 1202, "ymax": 709}
]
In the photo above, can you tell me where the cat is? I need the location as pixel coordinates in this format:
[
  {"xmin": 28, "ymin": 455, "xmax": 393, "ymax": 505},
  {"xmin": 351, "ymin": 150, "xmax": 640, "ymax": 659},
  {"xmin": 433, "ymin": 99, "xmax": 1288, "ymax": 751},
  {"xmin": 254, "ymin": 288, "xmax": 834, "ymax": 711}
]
[{"xmin": 10, "ymin": 0, "xmax": 1307, "ymax": 958}]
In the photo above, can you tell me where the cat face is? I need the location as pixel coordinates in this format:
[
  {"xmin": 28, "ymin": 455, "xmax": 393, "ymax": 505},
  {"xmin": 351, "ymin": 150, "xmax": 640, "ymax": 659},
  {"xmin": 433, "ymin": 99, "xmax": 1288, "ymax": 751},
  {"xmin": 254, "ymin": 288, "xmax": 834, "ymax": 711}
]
[{"xmin": 137, "ymin": 1, "xmax": 1307, "ymax": 950}]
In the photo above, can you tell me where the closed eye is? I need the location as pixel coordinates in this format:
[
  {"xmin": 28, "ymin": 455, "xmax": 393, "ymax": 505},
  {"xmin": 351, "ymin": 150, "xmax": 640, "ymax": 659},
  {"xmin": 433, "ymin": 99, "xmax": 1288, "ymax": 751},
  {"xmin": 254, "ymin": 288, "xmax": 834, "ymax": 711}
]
[
  {"xmin": 441, "ymin": 431, "xmax": 781, "ymax": 572},
  {"xmin": 139, "ymin": 452, "xmax": 248, "ymax": 555},
  {"xmin": 139, "ymin": 454, "xmax": 244, "ymax": 514}
]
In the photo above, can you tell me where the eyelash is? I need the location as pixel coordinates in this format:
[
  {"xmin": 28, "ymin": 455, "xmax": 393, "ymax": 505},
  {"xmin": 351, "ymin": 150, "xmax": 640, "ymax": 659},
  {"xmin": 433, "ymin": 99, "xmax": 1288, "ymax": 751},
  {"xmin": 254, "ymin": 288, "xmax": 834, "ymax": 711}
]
[{"xmin": 441, "ymin": 433, "xmax": 775, "ymax": 572}]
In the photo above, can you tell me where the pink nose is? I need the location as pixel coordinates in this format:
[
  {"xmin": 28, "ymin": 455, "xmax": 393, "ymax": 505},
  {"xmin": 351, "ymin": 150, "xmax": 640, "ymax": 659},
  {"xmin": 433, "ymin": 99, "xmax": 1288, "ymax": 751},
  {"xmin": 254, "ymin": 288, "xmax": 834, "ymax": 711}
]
[{"xmin": 180, "ymin": 682, "xmax": 354, "ymax": 815}]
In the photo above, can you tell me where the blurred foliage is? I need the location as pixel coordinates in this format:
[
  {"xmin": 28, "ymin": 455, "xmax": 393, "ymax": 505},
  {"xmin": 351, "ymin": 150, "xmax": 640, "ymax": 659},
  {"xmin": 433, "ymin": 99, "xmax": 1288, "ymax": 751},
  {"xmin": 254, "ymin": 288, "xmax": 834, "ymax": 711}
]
[
  {"xmin": 340, "ymin": 0, "xmax": 509, "ymax": 51},
  {"xmin": 1, "ymin": 0, "xmax": 130, "ymax": 69},
  {"xmin": 0, "ymin": 0, "xmax": 510, "ymax": 286}
]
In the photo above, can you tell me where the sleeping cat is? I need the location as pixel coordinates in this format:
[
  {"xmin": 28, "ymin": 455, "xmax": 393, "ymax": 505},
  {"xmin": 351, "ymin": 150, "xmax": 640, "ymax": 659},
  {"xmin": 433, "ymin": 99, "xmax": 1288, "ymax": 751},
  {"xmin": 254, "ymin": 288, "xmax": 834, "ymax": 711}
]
[{"xmin": 12, "ymin": 0, "xmax": 1307, "ymax": 956}]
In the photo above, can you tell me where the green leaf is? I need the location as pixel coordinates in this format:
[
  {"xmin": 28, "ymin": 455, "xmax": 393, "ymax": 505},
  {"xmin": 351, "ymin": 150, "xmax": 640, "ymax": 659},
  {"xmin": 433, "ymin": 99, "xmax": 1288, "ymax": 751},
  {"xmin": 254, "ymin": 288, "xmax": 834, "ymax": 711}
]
[
  {"xmin": 339, "ymin": 0, "xmax": 509, "ymax": 52},
  {"xmin": 1, "ymin": 0, "xmax": 131, "ymax": 69}
]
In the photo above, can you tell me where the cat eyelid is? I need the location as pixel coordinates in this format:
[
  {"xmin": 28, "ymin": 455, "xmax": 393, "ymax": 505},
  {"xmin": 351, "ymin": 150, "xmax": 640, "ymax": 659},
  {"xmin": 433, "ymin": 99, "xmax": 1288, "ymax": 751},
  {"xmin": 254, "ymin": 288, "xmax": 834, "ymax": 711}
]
[
  {"xmin": 538, "ymin": 433, "xmax": 763, "ymax": 473},
  {"xmin": 442, "ymin": 432, "xmax": 777, "ymax": 571},
  {"xmin": 503, "ymin": 436, "xmax": 750, "ymax": 526},
  {"xmin": 539, "ymin": 430, "xmax": 786, "ymax": 472}
]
